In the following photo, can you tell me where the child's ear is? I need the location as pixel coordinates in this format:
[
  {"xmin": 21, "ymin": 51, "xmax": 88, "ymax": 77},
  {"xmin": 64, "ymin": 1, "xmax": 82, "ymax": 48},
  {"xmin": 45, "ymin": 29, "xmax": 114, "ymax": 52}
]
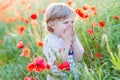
[
  {"xmin": 51, "ymin": 25, "xmax": 55, "ymax": 30},
  {"xmin": 48, "ymin": 21, "xmax": 55, "ymax": 29}
]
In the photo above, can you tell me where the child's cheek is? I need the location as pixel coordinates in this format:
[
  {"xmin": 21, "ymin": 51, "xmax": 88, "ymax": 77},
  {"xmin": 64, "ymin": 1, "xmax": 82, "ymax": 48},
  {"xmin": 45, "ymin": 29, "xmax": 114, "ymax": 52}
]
[{"xmin": 59, "ymin": 28, "xmax": 65, "ymax": 37}]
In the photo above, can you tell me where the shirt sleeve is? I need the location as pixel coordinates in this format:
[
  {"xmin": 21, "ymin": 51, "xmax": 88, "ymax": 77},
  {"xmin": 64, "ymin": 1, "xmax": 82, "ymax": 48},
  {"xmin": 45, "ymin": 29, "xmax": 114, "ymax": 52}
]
[{"xmin": 43, "ymin": 35, "xmax": 60, "ymax": 66}]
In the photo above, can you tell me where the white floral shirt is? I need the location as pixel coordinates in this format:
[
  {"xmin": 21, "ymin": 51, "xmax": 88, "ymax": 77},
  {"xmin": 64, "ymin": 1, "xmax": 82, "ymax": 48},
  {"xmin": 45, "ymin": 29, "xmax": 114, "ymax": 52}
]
[{"xmin": 43, "ymin": 33, "xmax": 84, "ymax": 80}]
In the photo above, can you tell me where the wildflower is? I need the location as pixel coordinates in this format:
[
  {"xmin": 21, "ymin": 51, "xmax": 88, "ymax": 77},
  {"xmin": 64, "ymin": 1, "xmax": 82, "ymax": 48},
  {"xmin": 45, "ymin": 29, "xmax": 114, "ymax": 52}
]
[
  {"xmin": 91, "ymin": 6, "xmax": 97, "ymax": 11},
  {"xmin": 17, "ymin": 26, "xmax": 25, "ymax": 34},
  {"xmin": 67, "ymin": 0, "xmax": 72, "ymax": 6},
  {"xmin": 46, "ymin": 64, "xmax": 51, "ymax": 70},
  {"xmin": 91, "ymin": 6, "xmax": 97, "ymax": 15},
  {"xmin": 87, "ymin": 29, "xmax": 94, "ymax": 35},
  {"xmin": 30, "ymin": 13, "xmax": 38, "ymax": 20},
  {"xmin": 42, "ymin": 9, "xmax": 46, "ymax": 14},
  {"xmin": 75, "ymin": 8, "xmax": 89, "ymax": 19},
  {"xmin": 27, "ymin": 63, "xmax": 35, "ymax": 72},
  {"xmin": 57, "ymin": 61, "xmax": 70, "ymax": 71},
  {"xmin": 96, "ymin": 53, "xmax": 102, "ymax": 58},
  {"xmin": 37, "ymin": 41, "xmax": 43, "ymax": 47},
  {"xmin": 27, "ymin": 56, "xmax": 50, "ymax": 73},
  {"xmin": 113, "ymin": 15, "xmax": 119, "ymax": 20},
  {"xmin": 25, "ymin": 18, "xmax": 29, "ymax": 24},
  {"xmin": 82, "ymin": 4, "xmax": 89, "ymax": 11},
  {"xmin": 21, "ymin": 48, "xmax": 30, "ymax": 57},
  {"xmin": 99, "ymin": 20, "xmax": 105, "ymax": 27},
  {"xmin": 34, "ymin": 56, "xmax": 47, "ymax": 72},
  {"xmin": 17, "ymin": 41, "xmax": 24, "ymax": 49},
  {"xmin": 24, "ymin": 76, "xmax": 34, "ymax": 80}
]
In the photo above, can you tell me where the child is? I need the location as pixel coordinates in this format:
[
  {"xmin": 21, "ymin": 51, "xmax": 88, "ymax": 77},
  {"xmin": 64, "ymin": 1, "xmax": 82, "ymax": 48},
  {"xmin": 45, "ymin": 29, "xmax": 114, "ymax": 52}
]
[{"xmin": 43, "ymin": 3, "xmax": 84, "ymax": 80}]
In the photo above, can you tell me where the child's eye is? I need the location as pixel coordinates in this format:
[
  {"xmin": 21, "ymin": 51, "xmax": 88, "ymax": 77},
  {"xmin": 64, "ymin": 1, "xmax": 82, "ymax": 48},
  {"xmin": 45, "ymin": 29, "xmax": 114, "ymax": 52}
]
[
  {"xmin": 71, "ymin": 21, "xmax": 74, "ymax": 23},
  {"xmin": 63, "ymin": 21, "xmax": 68, "ymax": 24}
]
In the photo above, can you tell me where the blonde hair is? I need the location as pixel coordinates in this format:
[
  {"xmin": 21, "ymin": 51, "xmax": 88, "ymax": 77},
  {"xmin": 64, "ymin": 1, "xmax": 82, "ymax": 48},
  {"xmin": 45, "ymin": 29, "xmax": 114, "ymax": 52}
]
[{"xmin": 44, "ymin": 3, "xmax": 75, "ymax": 32}]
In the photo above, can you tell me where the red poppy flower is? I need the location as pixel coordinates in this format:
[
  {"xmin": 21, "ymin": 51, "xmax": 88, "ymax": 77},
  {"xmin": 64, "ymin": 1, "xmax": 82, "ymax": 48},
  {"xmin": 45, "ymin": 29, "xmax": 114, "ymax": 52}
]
[
  {"xmin": 82, "ymin": 4, "xmax": 89, "ymax": 10},
  {"xmin": 30, "ymin": 13, "xmax": 38, "ymax": 20},
  {"xmin": 114, "ymin": 15, "xmax": 119, "ymax": 20},
  {"xmin": 17, "ymin": 26, "xmax": 25, "ymax": 34},
  {"xmin": 27, "ymin": 63, "xmax": 35, "ymax": 72},
  {"xmin": 99, "ymin": 20, "xmax": 105, "ymax": 27},
  {"xmin": 42, "ymin": 9, "xmax": 46, "ymax": 14},
  {"xmin": 95, "ymin": 53, "xmax": 102, "ymax": 58},
  {"xmin": 21, "ymin": 48, "xmax": 30, "ymax": 57},
  {"xmin": 57, "ymin": 61, "xmax": 70, "ymax": 71},
  {"xmin": 17, "ymin": 41, "xmax": 24, "ymax": 49},
  {"xmin": 67, "ymin": 0, "xmax": 72, "ymax": 6},
  {"xmin": 46, "ymin": 64, "xmax": 51, "ymax": 70},
  {"xmin": 75, "ymin": 8, "xmax": 89, "ymax": 19},
  {"xmin": 37, "ymin": 41, "xmax": 43, "ymax": 47},
  {"xmin": 27, "ymin": 56, "xmax": 50, "ymax": 73},
  {"xmin": 24, "ymin": 76, "xmax": 34, "ymax": 80},
  {"xmin": 34, "ymin": 56, "xmax": 47, "ymax": 72},
  {"xmin": 87, "ymin": 29, "xmax": 94, "ymax": 35},
  {"xmin": 91, "ymin": 6, "xmax": 97, "ymax": 11},
  {"xmin": 25, "ymin": 18, "xmax": 29, "ymax": 24}
]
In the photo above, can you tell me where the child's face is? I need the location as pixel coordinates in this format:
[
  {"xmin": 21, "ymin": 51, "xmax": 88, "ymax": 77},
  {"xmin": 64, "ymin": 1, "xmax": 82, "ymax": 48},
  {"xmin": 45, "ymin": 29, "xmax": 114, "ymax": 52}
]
[{"xmin": 53, "ymin": 15, "xmax": 74, "ymax": 37}]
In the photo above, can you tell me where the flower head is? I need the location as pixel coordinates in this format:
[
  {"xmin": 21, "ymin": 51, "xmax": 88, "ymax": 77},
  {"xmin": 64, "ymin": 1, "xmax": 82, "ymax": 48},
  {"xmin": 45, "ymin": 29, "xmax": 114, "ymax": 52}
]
[
  {"xmin": 99, "ymin": 20, "xmax": 105, "ymax": 27},
  {"xmin": 114, "ymin": 15, "xmax": 119, "ymax": 20},
  {"xmin": 24, "ymin": 76, "xmax": 34, "ymax": 80},
  {"xmin": 30, "ymin": 13, "xmax": 38, "ymax": 20},
  {"xmin": 27, "ymin": 63, "xmax": 35, "ymax": 72},
  {"xmin": 17, "ymin": 41, "xmax": 24, "ymax": 49},
  {"xmin": 21, "ymin": 48, "xmax": 30, "ymax": 57},
  {"xmin": 96, "ymin": 53, "xmax": 102, "ymax": 58},
  {"xmin": 27, "ymin": 56, "xmax": 50, "ymax": 73},
  {"xmin": 37, "ymin": 41, "xmax": 43, "ymax": 47},
  {"xmin": 57, "ymin": 61, "xmax": 70, "ymax": 71},
  {"xmin": 87, "ymin": 29, "xmax": 94, "ymax": 35}
]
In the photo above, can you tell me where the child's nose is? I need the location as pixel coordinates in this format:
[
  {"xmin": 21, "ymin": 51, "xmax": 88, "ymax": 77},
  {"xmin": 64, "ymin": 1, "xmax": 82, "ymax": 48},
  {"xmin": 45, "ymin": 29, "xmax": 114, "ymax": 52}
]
[{"xmin": 67, "ymin": 22, "xmax": 73, "ymax": 27}]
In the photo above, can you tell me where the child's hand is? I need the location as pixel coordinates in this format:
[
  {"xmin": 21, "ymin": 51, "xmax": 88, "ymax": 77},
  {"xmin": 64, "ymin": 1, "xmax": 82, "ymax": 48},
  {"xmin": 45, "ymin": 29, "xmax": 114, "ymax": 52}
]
[
  {"xmin": 71, "ymin": 27, "xmax": 76, "ymax": 43},
  {"xmin": 60, "ymin": 26, "xmax": 73, "ymax": 42}
]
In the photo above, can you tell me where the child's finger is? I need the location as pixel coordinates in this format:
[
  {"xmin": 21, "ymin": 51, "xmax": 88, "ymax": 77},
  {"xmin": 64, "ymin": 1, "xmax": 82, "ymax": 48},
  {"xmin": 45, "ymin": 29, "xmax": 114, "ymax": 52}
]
[{"xmin": 64, "ymin": 28, "xmax": 66, "ymax": 33}]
